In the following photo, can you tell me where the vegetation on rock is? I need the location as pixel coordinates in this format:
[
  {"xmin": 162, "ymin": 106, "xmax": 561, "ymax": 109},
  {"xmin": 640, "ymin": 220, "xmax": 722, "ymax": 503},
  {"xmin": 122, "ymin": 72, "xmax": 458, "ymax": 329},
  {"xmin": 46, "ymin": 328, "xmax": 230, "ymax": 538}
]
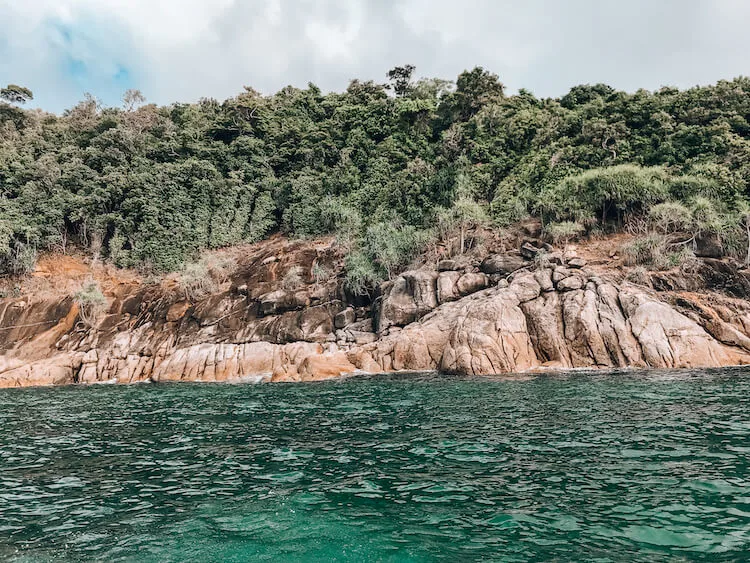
[{"xmin": 73, "ymin": 281, "xmax": 107, "ymax": 327}]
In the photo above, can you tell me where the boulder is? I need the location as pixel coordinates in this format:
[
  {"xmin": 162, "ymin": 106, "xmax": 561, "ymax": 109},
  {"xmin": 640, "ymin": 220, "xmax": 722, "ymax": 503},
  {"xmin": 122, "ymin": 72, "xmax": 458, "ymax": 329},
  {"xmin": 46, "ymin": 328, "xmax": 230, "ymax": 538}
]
[
  {"xmin": 547, "ymin": 251, "xmax": 565, "ymax": 265},
  {"xmin": 166, "ymin": 301, "xmax": 191, "ymax": 322},
  {"xmin": 296, "ymin": 352, "xmax": 357, "ymax": 381},
  {"xmin": 437, "ymin": 271, "xmax": 461, "ymax": 303},
  {"xmin": 520, "ymin": 220, "xmax": 543, "ymax": 238},
  {"xmin": 619, "ymin": 287, "xmax": 739, "ymax": 368},
  {"xmin": 347, "ymin": 318, "xmax": 374, "ymax": 333},
  {"xmin": 557, "ymin": 276, "xmax": 583, "ymax": 291},
  {"xmin": 437, "ymin": 259, "xmax": 459, "ymax": 272},
  {"xmin": 695, "ymin": 235, "xmax": 723, "ymax": 258},
  {"xmin": 567, "ymin": 257, "xmax": 587, "ymax": 269},
  {"xmin": 534, "ymin": 268, "xmax": 554, "ymax": 292},
  {"xmin": 334, "ymin": 308, "xmax": 356, "ymax": 329},
  {"xmin": 509, "ymin": 273, "xmax": 541, "ymax": 303},
  {"xmin": 377, "ymin": 270, "xmax": 438, "ymax": 332},
  {"xmin": 456, "ymin": 273, "xmax": 488, "ymax": 296},
  {"xmin": 552, "ymin": 267, "xmax": 572, "ymax": 284},
  {"xmin": 480, "ymin": 254, "xmax": 526, "ymax": 275},
  {"xmin": 520, "ymin": 242, "xmax": 540, "ymax": 260}
]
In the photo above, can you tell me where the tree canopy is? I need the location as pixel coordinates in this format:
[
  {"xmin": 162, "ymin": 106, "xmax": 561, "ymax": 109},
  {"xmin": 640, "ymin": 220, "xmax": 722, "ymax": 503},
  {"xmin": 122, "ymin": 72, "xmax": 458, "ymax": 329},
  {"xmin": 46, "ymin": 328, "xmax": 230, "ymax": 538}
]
[{"xmin": 2, "ymin": 68, "xmax": 750, "ymax": 284}]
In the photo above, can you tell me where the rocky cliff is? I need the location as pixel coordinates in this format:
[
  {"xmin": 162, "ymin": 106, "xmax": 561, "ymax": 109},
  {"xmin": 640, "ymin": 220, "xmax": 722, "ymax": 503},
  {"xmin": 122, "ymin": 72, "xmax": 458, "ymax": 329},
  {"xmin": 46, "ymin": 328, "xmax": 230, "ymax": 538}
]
[{"xmin": 2, "ymin": 234, "xmax": 750, "ymax": 388}]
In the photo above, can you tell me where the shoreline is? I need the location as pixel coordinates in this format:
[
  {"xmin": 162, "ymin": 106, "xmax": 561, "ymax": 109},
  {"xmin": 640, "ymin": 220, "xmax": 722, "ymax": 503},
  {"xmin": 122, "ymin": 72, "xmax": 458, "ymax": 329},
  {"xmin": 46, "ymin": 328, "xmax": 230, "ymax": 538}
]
[{"xmin": 3, "ymin": 364, "xmax": 750, "ymax": 391}]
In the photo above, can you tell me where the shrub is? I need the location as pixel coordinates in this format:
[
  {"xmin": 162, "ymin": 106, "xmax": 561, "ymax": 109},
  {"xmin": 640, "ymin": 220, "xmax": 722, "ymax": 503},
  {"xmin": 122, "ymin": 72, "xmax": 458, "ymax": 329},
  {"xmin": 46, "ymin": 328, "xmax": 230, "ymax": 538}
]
[
  {"xmin": 362, "ymin": 222, "xmax": 433, "ymax": 279},
  {"xmin": 648, "ymin": 202, "xmax": 692, "ymax": 233},
  {"xmin": 311, "ymin": 262, "xmax": 332, "ymax": 285},
  {"xmin": 281, "ymin": 266, "xmax": 305, "ymax": 290},
  {"xmin": 621, "ymin": 235, "xmax": 701, "ymax": 271},
  {"xmin": 545, "ymin": 221, "xmax": 585, "ymax": 245},
  {"xmin": 246, "ymin": 192, "xmax": 277, "ymax": 243},
  {"xmin": 671, "ymin": 247, "xmax": 701, "ymax": 273},
  {"xmin": 178, "ymin": 261, "xmax": 216, "ymax": 301},
  {"xmin": 621, "ymin": 234, "xmax": 668, "ymax": 267},
  {"xmin": 435, "ymin": 197, "xmax": 490, "ymax": 255},
  {"xmin": 344, "ymin": 251, "xmax": 384, "ymax": 296},
  {"xmin": 688, "ymin": 196, "xmax": 723, "ymax": 238},
  {"xmin": 540, "ymin": 165, "xmax": 669, "ymax": 224},
  {"xmin": 74, "ymin": 281, "xmax": 107, "ymax": 328},
  {"xmin": 319, "ymin": 197, "xmax": 362, "ymax": 249},
  {"xmin": 178, "ymin": 254, "xmax": 237, "ymax": 301},
  {"xmin": 202, "ymin": 255, "xmax": 237, "ymax": 285},
  {"xmin": 107, "ymin": 231, "xmax": 129, "ymax": 267}
]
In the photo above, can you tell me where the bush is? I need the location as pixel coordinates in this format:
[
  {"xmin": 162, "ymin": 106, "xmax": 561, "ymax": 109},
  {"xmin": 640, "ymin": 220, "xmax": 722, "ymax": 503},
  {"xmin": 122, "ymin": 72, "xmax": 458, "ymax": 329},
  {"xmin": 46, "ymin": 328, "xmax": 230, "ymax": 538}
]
[
  {"xmin": 177, "ymin": 254, "xmax": 237, "ymax": 301},
  {"xmin": 344, "ymin": 251, "xmax": 384, "ymax": 296},
  {"xmin": 319, "ymin": 197, "xmax": 362, "ymax": 249},
  {"xmin": 688, "ymin": 196, "xmax": 723, "ymax": 237},
  {"xmin": 107, "ymin": 231, "xmax": 128, "ymax": 267},
  {"xmin": 490, "ymin": 177, "xmax": 530, "ymax": 226},
  {"xmin": 648, "ymin": 202, "xmax": 692, "ymax": 233},
  {"xmin": 621, "ymin": 235, "xmax": 701, "ymax": 271},
  {"xmin": 540, "ymin": 165, "xmax": 669, "ymax": 224},
  {"xmin": 281, "ymin": 266, "xmax": 305, "ymax": 290},
  {"xmin": 621, "ymin": 234, "xmax": 668, "ymax": 267},
  {"xmin": 670, "ymin": 247, "xmax": 701, "ymax": 273},
  {"xmin": 545, "ymin": 221, "xmax": 585, "ymax": 245},
  {"xmin": 178, "ymin": 261, "xmax": 216, "ymax": 301},
  {"xmin": 435, "ymin": 197, "xmax": 490, "ymax": 255},
  {"xmin": 202, "ymin": 255, "xmax": 237, "ymax": 285},
  {"xmin": 361, "ymin": 221, "xmax": 433, "ymax": 279},
  {"xmin": 311, "ymin": 262, "xmax": 332, "ymax": 285},
  {"xmin": 74, "ymin": 281, "xmax": 107, "ymax": 327}
]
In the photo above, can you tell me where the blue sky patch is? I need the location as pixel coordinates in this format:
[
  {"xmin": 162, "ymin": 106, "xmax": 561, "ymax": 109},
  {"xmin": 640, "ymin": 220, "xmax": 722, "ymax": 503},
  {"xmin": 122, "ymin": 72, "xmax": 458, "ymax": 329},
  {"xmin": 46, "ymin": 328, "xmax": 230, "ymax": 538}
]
[{"xmin": 42, "ymin": 15, "xmax": 136, "ymax": 109}]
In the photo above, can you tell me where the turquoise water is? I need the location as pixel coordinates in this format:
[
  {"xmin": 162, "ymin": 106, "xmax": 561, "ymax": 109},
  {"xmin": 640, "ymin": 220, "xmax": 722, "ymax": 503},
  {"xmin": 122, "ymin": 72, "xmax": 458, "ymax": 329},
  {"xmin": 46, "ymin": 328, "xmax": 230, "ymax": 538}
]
[{"xmin": 1, "ymin": 370, "xmax": 750, "ymax": 561}]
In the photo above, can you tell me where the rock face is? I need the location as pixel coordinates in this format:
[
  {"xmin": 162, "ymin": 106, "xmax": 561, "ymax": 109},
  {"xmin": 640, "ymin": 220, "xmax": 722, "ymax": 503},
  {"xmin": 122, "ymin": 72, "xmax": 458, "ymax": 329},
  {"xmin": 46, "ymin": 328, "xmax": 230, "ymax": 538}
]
[
  {"xmin": 349, "ymin": 267, "xmax": 750, "ymax": 375},
  {"xmin": 2, "ymin": 239, "xmax": 750, "ymax": 388},
  {"xmin": 376, "ymin": 270, "xmax": 439, "ymax": 332}
]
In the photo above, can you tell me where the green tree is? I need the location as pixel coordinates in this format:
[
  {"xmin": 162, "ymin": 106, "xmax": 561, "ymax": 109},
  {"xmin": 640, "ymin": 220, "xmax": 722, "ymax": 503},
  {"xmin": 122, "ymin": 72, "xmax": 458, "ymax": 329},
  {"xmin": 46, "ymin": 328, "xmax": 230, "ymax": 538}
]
[{"xmin": 387, "ymin": 64, "xmax": 416, "ymax": 97}]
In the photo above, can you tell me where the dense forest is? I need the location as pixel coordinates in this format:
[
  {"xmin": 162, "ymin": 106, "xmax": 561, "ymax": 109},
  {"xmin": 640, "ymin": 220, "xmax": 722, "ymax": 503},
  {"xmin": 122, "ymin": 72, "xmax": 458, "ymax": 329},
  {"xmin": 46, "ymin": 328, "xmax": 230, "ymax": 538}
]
[{"xmin": 2, "ymin": 67, "xmax": 750, "ymax": 293}]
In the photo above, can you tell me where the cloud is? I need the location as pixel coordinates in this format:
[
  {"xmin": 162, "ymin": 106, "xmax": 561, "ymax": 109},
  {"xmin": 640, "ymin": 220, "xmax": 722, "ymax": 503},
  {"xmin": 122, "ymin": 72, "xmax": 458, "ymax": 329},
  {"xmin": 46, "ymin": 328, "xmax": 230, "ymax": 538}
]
[{"xmin": 1, "ymin": 0, "xmax": 749, "ymax": 112}]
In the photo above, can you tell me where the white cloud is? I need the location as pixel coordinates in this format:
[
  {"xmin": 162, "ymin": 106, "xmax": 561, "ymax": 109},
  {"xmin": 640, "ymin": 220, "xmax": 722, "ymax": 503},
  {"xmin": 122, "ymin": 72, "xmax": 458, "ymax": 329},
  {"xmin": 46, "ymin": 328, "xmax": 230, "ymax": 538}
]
[{"xmin": 1, "ymin": 0, "xmax": 749, "ymax": 112}]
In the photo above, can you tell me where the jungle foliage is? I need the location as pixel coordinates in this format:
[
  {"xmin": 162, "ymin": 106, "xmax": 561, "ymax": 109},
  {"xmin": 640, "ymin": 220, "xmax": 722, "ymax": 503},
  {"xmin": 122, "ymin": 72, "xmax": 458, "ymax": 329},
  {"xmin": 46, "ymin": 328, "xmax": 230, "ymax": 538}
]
[{"xmin": 3, "ymin": 68, "xmax": 750, "ymax": 291}]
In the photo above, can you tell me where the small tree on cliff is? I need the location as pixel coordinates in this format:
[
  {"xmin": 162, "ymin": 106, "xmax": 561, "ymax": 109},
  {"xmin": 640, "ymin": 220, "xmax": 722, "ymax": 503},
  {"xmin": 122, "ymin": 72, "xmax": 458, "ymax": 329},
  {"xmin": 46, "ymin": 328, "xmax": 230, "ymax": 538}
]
[{"xmin": 74, "ymin": 281, "xmax": 107, "ymax": 328}]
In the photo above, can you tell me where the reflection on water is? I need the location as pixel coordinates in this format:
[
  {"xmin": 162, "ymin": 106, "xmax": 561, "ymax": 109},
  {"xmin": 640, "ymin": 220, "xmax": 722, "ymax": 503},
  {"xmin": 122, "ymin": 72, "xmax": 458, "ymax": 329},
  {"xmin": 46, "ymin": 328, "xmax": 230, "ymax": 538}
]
[{"xmin": 1, "ymin": 368, "xmax": 749, "ymax": 561}]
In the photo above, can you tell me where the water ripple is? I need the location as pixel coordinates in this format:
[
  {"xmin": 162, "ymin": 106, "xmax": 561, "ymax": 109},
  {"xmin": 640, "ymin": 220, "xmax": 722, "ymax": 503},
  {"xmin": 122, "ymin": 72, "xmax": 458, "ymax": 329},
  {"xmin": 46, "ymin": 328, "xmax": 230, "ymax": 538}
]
[{"xmin": 0, "ymin": 368, "xmax": 749, "ymax": 560}]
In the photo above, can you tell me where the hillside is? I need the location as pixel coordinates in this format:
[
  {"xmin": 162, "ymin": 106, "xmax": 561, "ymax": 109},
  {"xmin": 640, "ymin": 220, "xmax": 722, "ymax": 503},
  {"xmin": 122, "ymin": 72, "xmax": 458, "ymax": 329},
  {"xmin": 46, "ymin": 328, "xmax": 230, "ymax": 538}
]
[
  {"xmin": 2, "ymin": 71, "xmax": 750, "ymax": 292},
  {"xmin": 4, "ymin": 70, "xmax": 750, "ymax": 385}
]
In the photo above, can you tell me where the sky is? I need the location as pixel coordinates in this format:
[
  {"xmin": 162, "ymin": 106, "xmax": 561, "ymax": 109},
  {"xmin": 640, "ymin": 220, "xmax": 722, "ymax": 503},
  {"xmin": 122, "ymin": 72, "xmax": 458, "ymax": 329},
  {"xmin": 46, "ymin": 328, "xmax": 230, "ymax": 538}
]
[{"xmin": 1, "ymin": 0, "xmax": 748, "ymax": 112}]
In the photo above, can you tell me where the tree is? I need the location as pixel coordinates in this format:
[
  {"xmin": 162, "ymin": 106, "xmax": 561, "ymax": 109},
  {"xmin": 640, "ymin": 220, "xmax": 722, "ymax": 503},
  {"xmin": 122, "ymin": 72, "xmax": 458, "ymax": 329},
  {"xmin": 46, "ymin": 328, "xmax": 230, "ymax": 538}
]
[
  {"xmin": 386, "ymin": 64, "xmax": 416, "ymax": 97},
  {"xmin": 122, "ymin": 89, "xmax": 146, "ymax": 111},
  {"xmin": 1, "ymin": 67, "xmax": 750, "ymax": 283},
  {"xmin": 451, "ymin": 67, "xmax": 504, "ymax": 118},
  {"xmin": 0, "ymin": 84, "xmax": 33, "ymax": 105}
]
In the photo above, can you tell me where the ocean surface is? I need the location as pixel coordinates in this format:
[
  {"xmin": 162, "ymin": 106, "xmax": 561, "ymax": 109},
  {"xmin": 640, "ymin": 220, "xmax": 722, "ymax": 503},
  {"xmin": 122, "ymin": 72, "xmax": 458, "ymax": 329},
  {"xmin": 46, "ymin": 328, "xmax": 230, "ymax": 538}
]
[{"xmin": 1, "ymin": 369, "xmax": 749, "ymax": 561}]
